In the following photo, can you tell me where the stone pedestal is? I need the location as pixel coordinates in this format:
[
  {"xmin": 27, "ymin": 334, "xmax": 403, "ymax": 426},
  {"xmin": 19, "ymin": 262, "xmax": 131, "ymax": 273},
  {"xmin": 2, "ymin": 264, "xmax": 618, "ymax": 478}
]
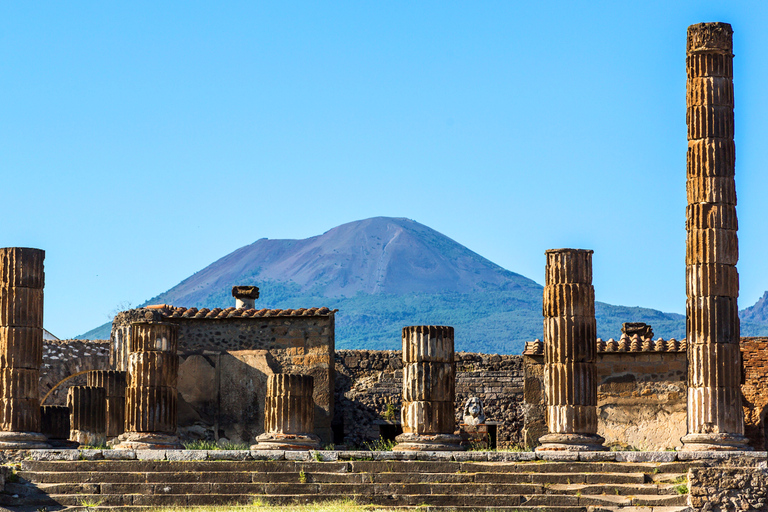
[
  {"xmin": 251, "ymin": 374, "xmax": 320, "ymax": 450},
  {"xmin": 0, "ymin": 248, "xmax": 48, "ymax": 449},
  {"xmin": 393, "ymin": 326, "xmax": 462, "ymax": 451},
  {"xmin": 87, "ymin": 370, "xmax": 126, "ymax": 439},
  {"xmin": 67, "ymin": 386, "xmax": 106, "ymax": 446},
  {"xmin": 537, "ymin": 249, "xmax": 605, "ymax": 452},
  {"xmin": 681, "ymin": 22, "xmax": 749, "ymax": 451},
  {"xmin": 114, "ymin": 322, "xmax": 181, "ymax": 450}
]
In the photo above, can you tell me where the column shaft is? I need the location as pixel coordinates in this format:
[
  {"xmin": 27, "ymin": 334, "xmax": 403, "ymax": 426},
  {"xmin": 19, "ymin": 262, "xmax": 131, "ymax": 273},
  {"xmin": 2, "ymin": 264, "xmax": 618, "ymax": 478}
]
[
  {"xmin": 251, "ymin": 374, "xmax": 320, "ymax": 450},
  {"xmin": 682, "ymin": 22, "xmax": 749, "ymax": 450}
]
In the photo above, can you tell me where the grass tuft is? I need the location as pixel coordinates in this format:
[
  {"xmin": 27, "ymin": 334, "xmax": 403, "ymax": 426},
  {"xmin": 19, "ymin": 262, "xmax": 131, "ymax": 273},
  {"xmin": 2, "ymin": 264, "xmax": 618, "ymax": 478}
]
[
  {"xmin": 363, "ymin": 437, "xmax": 396, "ymax": 451},
  {"xmin": 182, "ymin": 440, "xmax": 249, "ymax": 450}
]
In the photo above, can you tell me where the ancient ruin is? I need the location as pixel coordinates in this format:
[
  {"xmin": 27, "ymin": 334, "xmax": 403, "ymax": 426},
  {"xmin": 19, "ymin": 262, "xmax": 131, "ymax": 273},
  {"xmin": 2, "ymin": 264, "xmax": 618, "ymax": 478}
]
[
  {"xmin": 67, "ymin": 386, "xmax": 106, "ymax": 446},
  {"xmin": 393, "ymin": 325, "xmax": 462, "ymax": 451},
  {"xmin": 681, "ymin": 22, "xmax": 749, "ymax": 451},
  {"xmin": 40, "ymin": 405, "xmax": 70, "ymax": 447},
  {"xmin": 114, "ymin": 321, "xmax": 181, "ymax": 450},
  {"xmin": 86, "ymin": 370, "xmax": 126, "ymax": 439},
  {"xmin": 0, "ymin": 248, "xmax": 48, "ymax": 449},
  {"xmin": 536, "ymin": 249, "xmax": 605, "ymax": 451},
  {"xmin": 251, "ymin": 373, "xmax": 320, "ymax": 450}
]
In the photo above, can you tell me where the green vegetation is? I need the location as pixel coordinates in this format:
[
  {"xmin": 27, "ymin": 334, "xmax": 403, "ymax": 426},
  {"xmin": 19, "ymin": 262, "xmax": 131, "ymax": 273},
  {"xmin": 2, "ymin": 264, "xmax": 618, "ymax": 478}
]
[
  {"xmin": 363, "ymin": 437, "xmax": 396, "ymax": 452},
  {"xmin": 298, "ymin": 470, "xmax": 307, "ymax": 484},
  {"xmin": 675, "ymin": 483, "xmax": 689, "ymax": 495},
  {"xmin": 182, "ymin": 440, "xmax": 249, "ymax": 450}
]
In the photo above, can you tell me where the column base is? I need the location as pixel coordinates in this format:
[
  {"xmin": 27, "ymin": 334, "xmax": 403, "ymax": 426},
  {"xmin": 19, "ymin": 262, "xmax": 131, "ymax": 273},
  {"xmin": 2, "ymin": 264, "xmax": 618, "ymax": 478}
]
[
  {"xmin": 680, "ymin": 433, "xmax": 753, "ymax": 451},
  {"xmin": 70, "ymin": 430, "xmax": 106, "ymax": 447},
  {"xmin": 250, "ymin": 432, "xmax": 320, "ymax": 451},
  {"xmin": 535, "ymin": 433, "xmax": 607, "ymax": 452},
  {"xmin": 392, "ymin": 432, "xmax": 465, "ymax": 452},
  {"xmin": 112, "ymin": 432, "xmax": 182, "ymax": 450},
  {"xmin": 0, "ymin": 431, "xmax": 50, "ymax": 450}
]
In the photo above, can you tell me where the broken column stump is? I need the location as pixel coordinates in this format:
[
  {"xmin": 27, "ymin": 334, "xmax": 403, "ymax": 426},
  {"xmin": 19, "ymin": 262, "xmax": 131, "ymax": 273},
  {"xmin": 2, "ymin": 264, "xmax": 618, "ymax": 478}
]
[
  {"xmin": 537, "ymin": 249, "xmax": 605, "ymax": 451},
  {"xmin": 0, "ymin": 248, "xmax": 48, "ymax": 449},
  {"xmin": 681, "ymin": 22, "xmax": 749, "ymax": 451},
  {"xmin": 41, "ymin": 405, "xmax": 73, "ymax": 447},
  {"xmin": 251, "ymin": 374, "xmax": 320, "ymax": 450},
  {"xmin": 393, "ymin": 325, "xmax": 463, "ymax": 451},
  {"xmin": 87, "ymin": 370, "xmax": 126, "ymax": 439},
  {"xmin": 67, "ymin": 386, "xmax": 106, "ymax": 446},
  {"xmin": 113, "ymin": 321, "xmax": 181, "ymax": 450}
]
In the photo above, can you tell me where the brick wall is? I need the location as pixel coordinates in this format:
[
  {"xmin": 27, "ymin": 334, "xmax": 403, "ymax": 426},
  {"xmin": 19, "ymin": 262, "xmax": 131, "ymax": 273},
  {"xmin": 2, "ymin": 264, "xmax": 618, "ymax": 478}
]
[{"xmin": 741, "ymin": 337, "xmax": 768, "ymax": 450}]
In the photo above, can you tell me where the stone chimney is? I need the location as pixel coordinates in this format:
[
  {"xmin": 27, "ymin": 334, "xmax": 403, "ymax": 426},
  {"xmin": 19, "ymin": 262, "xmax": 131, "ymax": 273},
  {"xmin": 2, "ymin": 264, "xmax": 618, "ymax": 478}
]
[{"xmin": 232, "ymin": 286, "xmax": 259, "ymax": 309}]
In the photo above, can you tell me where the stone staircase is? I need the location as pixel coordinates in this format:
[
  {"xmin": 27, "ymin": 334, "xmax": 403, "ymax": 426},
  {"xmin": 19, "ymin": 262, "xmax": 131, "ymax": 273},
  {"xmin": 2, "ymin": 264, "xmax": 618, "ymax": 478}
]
[{"xmin": 7, "ymin": 457, "xmax": 692, "ymax": 510}]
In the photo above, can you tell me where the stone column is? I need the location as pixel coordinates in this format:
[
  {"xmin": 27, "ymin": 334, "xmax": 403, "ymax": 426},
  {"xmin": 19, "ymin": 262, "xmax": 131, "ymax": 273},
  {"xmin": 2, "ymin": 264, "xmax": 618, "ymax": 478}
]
[
  {"xmin": 393, "ymin": 325, "xmax": 462, "ymax": 451},
  {"xmin": 251, "ymin": 374, "xmax": 320, "ymax": 450},
  {"xmin": 67, "ymin": 386, "xmax": 106, "ymax": 446},
  {"xmin": 87, "ymin": 370, "xmax": 127, "ymax": 439},
  {"xmin": 41, "ymin": 405, "xmax": 71, "ymax": 447},
  {"xmin": 0, "ymin": 248, "xmax": 48, "ymax": 448},
  {"xmin": 537, "ymin": 249, "xmax": 605, "ymax": 451},
  {"xmin": 114, "ymin": 322, "xmax": 181, "ymax": 450},
  {"xmin": 681, "ymin": 22, "xmax": 749, "ymax": 451}
]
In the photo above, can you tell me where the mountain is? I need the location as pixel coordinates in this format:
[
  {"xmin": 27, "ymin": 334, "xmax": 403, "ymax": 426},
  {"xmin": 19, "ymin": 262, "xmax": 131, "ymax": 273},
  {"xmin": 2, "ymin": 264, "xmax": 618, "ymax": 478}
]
[
  {"xmin": 78, "ymin": 217, "xmax": 767, "ymax": 353},
  {"xmin": 741, "ymin": 291, "xmax": 768, "ymax": 324}
]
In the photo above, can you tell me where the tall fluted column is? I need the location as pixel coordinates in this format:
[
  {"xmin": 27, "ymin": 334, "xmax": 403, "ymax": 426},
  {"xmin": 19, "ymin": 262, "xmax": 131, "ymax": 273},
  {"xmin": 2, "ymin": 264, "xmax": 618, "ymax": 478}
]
[
  {"xmin": 0, "ymin": 248, "xmax": 48, "ymax": 449},
  {"xmin": 41, "ymin": 405, "xmax": 71, "ymax": 447},
  {"xmin": 87, "ymin": 370, "xmax": 126, "ymax": 439},
  {"xmin": 537, "ymin": 249, "xmax": 605, "ymax": 451},
  {"xmin": 393, "ymin": 326, "xmax": 463, "ymax": 451},
  {"xmin": 114, "ymin": 322, "xmax": 181, "ymax": 450},
  {"xmin": 681, "ymin": 22, "xmax": 749, "ymax": 451},
  {"xmin": 67, "ymin": 386, "xmax": 106, "ymax": 446},
  {"xmin": 250, "ymin": 374, "xmax": 320, "ymax": 450}
]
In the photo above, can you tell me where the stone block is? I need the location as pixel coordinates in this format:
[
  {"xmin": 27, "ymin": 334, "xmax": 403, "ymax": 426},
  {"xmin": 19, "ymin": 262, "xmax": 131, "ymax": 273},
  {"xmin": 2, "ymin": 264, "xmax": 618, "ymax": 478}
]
[
  {"xmin": 125, "ymin": 386, "xmax": 177, "ymax": 434},
  {"xmin": 401, "ymin": 400, "xmax": 455, "ymax": 434},
  {"xmin": 127, "ymin": 352, "xmax": 179, "ymax": 388},
  {"xmin": 686, "ymin": 203, "xmax": 737, "ymax": 231},
  {"xmin": 0, "ymin": 397, "xmax": 40, "ymax": 432},
  {"xmin": 87, "ymin": 370, "xmax": 127, "ymax": 398},
  {"xmin": 102, "ymin": 449, "xmax": 136, "ymax": 460},
  {"xmin": 205, "ymin": 450, "xmax": 250, "ymax": 460},
  {"xmin": 578, "ymin": 451, "xmax": 617, "ymax": 461},
  {"xmin": 165, "ymin": 450, "xmax": 207, "ymax": 461},
  {"xmin": 687, "ymin": 105, "xmax": 734, "ymax": 140},
  {"xmin": 544, "ymin": 249, "xmax": 593, "ymax": 285},
  {"xmin": 0, "ymin": 286, "xmax": 43, "ymax": 328},
  {"xmin": 28, "ymin": 449, "xmax": 80, "ymax": 461},
  {"xmin": 135, "ymin": 449, "xmax": 167, "ymax": 460},
  {"xmin": 402, "ymin": 326, "xmax": 454, "ymax": 364},
  {"xmin": 686, "ymin": 228, "xmax": 738, "ymax": 265},
  {"xmin": 0, "ymin": 248, "xmax": 45, "ymax": 289},
  {"xmin": 688, "ymin": 342, "xmax": 741, "ymax": 388},
  {"xmin": 0, "ymin": 368, "xmax": 40, "ymax": 400},
  {"xmin": 613, "ymin": 451, "xmax": 677, "ymax": 462},
  {"xmin": 0, "ymin": 327, "xmax": 42, "ymax": 369},
  {"xmin": 536, "ymin": 451, "xmax": 579, "ymax": 461},
  {"xmin": 687, "ymin": 139, "xmax": 735, "ymax": 178},
  {"xmin": 129, "ymin": 322, "xmax": 178, "ymax": 354},
  {"xmin": 687, "ymin": 76, "xmax": 734, "ymax": 107},
  {"xmin": 543, "ymin": 316, "xmax": 597, "ymax": 362},
  {"xmin": 284, "ymin": 450, "xmax": 310, "ymax": 461},
  {"xmin": 543, "ymin": 284, "xmax": 595, "ymax": 318},
  {"xmin": 686, "ymin": 177, "xmax": 737, "ymax": 205},
  {"xmin": 544, "ymin": 364, "xmax": 597, "ymax": 406},
  {"xmin": 78, "ymin": 449, "xmax": 104, "ymax": 460},
  {"xmin": 250, "ymin": 450, "xmax": 285, "ymax": 460},
  {"xmin": 402, "ymin": 362, "xmax": 454, "ymax": 402},
  {"xmin": 686, "ymin": 52, "xmax": 732, "ymax": 79},
  {"xmin": 686, "ymin": 296, "xmax": 740, "ymax": 344},
  {"xmin": 686, "ymin": 263, "xmax": 738, "ymax": 297},
  {"xmin": 687, "ymin": 22, "xmax": 733, "ymax": 54},
  {"xmin": 415, "ymin": 450, "xmax": 454, "ymax": 461}
]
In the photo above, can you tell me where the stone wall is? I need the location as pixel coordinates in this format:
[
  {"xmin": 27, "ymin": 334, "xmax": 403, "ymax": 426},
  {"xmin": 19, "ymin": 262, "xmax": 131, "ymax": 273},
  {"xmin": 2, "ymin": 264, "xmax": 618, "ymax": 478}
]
[
  {"xmin": 523, "ymin": 345, "xmax": 688, "ymax": 450},
  {"xmin": 689, "ymin": 466, "xmax": 768, "ymax": 512},
  {"xmin": 741, "ymin": 337, "xmax": 768, "ymax": 450},
  {"xmin": 40, "ymin": 339, "xmax": 110, "ymax": 407},
  {"xmin": 334, "ymin": 350, "xmax": 524, "ymax": 448}
]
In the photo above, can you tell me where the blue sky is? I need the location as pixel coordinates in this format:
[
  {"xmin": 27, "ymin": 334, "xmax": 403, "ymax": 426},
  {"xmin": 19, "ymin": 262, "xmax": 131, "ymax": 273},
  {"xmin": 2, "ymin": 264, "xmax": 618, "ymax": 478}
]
[{"xmin": 2, "ymin": 2, "xmax": 767, "ymax": 338}]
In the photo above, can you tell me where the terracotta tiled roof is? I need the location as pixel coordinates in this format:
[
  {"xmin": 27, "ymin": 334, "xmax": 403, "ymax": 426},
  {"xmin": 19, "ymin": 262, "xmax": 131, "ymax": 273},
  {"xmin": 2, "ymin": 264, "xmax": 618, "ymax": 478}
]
[
  {"xmin": 523, "ymin": 334, "xmax": 687, "ymax": 356},
  {"xmin": 142, "ymin": 305, "xmax": 337, "ymax": 319}
]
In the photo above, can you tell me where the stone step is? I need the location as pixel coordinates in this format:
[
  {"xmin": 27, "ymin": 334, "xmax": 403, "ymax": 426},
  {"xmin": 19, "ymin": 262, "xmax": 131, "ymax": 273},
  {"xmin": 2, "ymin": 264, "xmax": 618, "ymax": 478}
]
[
  {"xmin": 42, "ymin": 492, "xmax": 689, "ymax": 508},
  {"xmin": 33, "ymin": 481, "xmax": 681, "ymax": 497},
  {"xmin": 19, "ymin": 470, "xmax": 650, "ymax": 485}
]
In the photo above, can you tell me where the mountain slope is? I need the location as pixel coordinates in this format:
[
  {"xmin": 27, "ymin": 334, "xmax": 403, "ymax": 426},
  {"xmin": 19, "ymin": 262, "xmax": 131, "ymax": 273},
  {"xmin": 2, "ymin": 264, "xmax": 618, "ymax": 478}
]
[{"xmin": 77, "ymin": 217, "xmax": 768, "ymax": 352}]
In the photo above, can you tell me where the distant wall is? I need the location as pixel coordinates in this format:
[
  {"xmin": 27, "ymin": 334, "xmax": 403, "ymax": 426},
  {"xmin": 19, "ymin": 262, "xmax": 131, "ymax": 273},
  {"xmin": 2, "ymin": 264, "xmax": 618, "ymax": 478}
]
[
  {"xmin": 40, "ymin": 339, "xmax": 110, "ymax": 406},
  {"xmin": 523, "ymin": 348, "xmax": 688, "ymax": 450},
  {"xmin": 741, "ymin": 337, "xmax": 768, "ymax": 450},
  {"xmin": 334, "ymin": 350, "xmax": 525, "ymax": 448}
]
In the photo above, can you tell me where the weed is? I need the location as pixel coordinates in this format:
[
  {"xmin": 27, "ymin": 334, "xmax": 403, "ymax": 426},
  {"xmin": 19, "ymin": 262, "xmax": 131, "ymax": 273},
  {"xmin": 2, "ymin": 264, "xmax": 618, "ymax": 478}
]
[
  {"xmin": 381, "ymin": 403, "xmax": 396, "ymax": 422},
  {"xmin": 313, "ymin": 452, "xmax": 323, "ymax": 462},
  {"xmin": 671, "ymin": 475, "xmax": 687, "ymax": 484},
  {"xmin": 576, "ymin": 490, "xmax": 582, "ymax": 497},
  {"xmin": 363, "ymin": 437, "xmax": 395, "ymax": 452},
  {"xmin": 299, "ymin": 470, "xmax": 307, "ymax": 484},
  {"xmin": 182, "ymin": 440, "xmax": 249, "ymax": 450},
  {"xmin": 675, "ymin": 483, "xmax": 689, "ymax": 495},
  {"xmin": 78, "ymin": 497, "xmax": 104, "ymax": 508},
  {"xmin": 80, "ymin": 444, "xmax": 108, "ymax": 450},
  {"xmin": 614, "ymin": 488, "xmax": 620, "ymax": 495},
  {"xmin": 652, "ymin": 467, "xmax": 660, "ymax": 474}
]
